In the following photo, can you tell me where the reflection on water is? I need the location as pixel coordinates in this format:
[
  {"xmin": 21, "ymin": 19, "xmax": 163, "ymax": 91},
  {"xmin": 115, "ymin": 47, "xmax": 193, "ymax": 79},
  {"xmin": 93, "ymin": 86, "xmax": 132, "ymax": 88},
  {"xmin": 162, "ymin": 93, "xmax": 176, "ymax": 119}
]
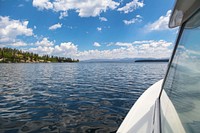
[{"xmin": 0, "ymin": 63, "xmax": 167, "ymax": 133}]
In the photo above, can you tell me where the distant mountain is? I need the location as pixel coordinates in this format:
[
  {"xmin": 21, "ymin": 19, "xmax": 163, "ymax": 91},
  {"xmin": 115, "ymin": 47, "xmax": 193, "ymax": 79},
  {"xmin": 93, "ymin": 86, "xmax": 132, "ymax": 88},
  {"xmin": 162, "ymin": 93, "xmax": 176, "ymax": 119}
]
[
  {"xmin": 81, "ymin": 58, "xmax": 135, "ymax": 63},
  {"xmin": 81, "ymin": 58, "xmax": 169, "ymax": 63}
]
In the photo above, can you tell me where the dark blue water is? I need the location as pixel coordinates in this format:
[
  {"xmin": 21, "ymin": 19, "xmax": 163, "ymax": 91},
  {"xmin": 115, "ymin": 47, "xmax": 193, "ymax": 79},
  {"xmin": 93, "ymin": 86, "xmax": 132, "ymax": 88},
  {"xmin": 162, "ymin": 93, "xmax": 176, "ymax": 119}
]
[{"xmin": 0, "ymin": 63, "xmax": 167, "ymax": 133}]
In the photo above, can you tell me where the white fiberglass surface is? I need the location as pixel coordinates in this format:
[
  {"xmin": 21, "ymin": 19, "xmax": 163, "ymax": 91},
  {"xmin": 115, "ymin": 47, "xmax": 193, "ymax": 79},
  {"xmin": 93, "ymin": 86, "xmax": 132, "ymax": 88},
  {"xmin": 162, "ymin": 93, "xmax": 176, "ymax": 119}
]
[
  {"xmin": 117, "ymin": 80, "xmax": 163, "ymax": 133},
  {"xmin": 161, "ymin": 10, "xmax": 200, "ymax": 133}
]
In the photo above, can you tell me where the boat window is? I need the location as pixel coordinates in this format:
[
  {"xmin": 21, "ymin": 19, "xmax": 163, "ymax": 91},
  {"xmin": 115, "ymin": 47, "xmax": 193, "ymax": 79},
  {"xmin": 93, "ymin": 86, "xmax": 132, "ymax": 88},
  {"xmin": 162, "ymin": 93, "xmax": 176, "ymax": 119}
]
[{"xmin": 160, "ymin": 10, "xmax": 200, "ymax": 133}]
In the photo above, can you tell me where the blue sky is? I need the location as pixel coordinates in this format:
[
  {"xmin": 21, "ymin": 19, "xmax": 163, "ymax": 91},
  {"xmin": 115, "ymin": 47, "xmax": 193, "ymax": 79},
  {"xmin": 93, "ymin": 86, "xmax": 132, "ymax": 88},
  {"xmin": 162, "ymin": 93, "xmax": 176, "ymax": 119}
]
[{"xmin": 0, "ymin": 0, "xmax": 178, "ymax": 60}]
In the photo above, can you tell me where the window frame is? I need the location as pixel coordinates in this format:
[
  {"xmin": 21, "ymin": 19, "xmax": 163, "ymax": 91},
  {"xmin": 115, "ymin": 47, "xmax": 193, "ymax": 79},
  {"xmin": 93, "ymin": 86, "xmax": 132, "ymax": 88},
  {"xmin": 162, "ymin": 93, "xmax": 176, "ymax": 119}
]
[{"xmin": 158, "ymin": 22, "xmax": 185, "ymax": 99}]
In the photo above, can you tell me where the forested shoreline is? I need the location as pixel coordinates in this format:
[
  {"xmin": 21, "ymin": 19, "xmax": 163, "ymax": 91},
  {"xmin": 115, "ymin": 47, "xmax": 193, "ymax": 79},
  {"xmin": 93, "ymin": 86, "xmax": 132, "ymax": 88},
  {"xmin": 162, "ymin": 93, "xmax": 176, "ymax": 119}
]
[{"xmin": 0, "ymin": 48, "xmax": 79, "ymax": 63}]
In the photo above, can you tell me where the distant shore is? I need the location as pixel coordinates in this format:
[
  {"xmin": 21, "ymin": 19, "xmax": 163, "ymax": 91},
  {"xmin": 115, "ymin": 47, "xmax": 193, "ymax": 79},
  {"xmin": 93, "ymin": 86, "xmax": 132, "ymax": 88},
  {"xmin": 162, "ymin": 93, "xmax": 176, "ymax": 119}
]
[
  {"xmin": 134, "ymin": 59, "xmax": 169, "ymax": 62},
  {"xmin": 0, "ymin": 47, "xmax": 79, "ymax": 63},
  {"xmin": 0, "ymin": 58, "xmax": 79, "ymax": 63}
]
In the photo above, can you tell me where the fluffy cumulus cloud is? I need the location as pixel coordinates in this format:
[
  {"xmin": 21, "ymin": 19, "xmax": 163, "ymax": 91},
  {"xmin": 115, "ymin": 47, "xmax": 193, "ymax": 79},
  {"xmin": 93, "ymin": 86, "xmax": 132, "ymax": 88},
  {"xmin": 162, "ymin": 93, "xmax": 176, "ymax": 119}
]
[
  {"xmin": 78, "ymin": 40, "xmax": 172, "ymax": 60},
  {"xmin": 33, "ymin": 0, "xmax": 120, "ymax": 17},
  {"xmin": 8, "ymin": 41, "xmax": 28, "ymax": 47},
  {"xmin": 117, "ymin": 0, "xmax": 144, "ymax": 14},
  {"xmin": 49, "ymin": 23, "xmax": 62, "ymax": 30},
  {"xmin": 123, "ymin": 15, "xmax": 142, "ymax": 25},
  {"xmin": 32, "ymin": 0, "xmax": 53, "ymax": 10},
  {"xmin": 145, "ymin": 10, "xmax": 172, "ymax": 31},
  {"xmin": 54, "ymin": 42, "xmax": 78, "ymax": 56},
  {"xmin": 0, "ymin": 16, "xmax": 33, "ymax": 47},
  {"xmin": 29, "ymin": 42, "xmax": 78, "ymax": 57},
  {"xmin": 93, "ymin": 42, "xmax": 101, "ymax": 47},
  {"xmin": 28, "ymin": 40, "xmax": 172, "ymax": 60},
  {"xmin": 29, "ymin": 46, "xmax": 54, "ymax": 55},
  {"xmin": 35, "ymin": 37, "xmax": 54, "ymax": 47},
  {"xmin": 0, "ymin": 16, "xmax": 33, "ymax": 42}
]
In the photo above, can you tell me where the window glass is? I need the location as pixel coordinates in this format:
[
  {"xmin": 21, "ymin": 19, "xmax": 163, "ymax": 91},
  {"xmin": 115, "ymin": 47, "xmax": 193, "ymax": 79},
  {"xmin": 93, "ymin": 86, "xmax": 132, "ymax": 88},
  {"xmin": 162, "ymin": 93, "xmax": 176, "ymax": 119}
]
[{"xmin": 160, "ymin": 10, "xmax": 200, "ymax": 133}]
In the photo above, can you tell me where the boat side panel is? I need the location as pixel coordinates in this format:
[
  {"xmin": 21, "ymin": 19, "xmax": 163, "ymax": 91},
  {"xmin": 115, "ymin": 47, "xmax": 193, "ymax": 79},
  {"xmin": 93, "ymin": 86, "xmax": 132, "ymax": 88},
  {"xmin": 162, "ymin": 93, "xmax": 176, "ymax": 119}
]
[{"xmin": 117, "ymin": 80, "xmax": 163, "ymax": 133}]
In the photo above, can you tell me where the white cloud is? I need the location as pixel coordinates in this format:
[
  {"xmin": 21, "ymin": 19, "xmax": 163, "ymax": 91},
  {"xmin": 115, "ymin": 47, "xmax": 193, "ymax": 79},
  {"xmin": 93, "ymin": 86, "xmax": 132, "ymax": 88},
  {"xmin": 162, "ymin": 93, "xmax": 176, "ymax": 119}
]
[
  {"xmin": 97, "ymin": 27, "xmax": 102, "ymax": 31},
  {"xmin": 35, "ymin": 37, "xmax": 54, "ymax": 47},
  {"xmin": 49, "ymin": 23, "xmax": 62, "ymax": 30},
  {"xmin": 54, "ymin": 42, "xmax": 78, "ymax": 56},
  {"xmin": 136, "ymin": 40, "xmax": 172, "ymax": 48},
  {"xmin": 132, "ymin": 40, "xmax": 154, "ymax": 44},
  {"xmin": 115, "ymin": 42, "xmax": 133, "ymax": 48},
  {"xmin": 59, "ymin": 11, "xmax": 68, "ymax": 19},
  {"xmin": 117, "ymin": 0, "xmax": 144, "ymax": 14},
  {"xmin": 32, "ymin": 0, "xmax": 53, "ymax": 10},
  {"xmin": 93, "ymin": 42, "xmax": 101, "ymax": 47},
  {"xmin": 76, "ymin": 41, "xmax": 172, "ymax": 60},
  {"xmin": 145, "ymin": 10, "xmax": 172, "ymax": 31},
  {"xmin": 0, "ymin": 16, "xmax": 33, "ymax": 42},
  {"xmin": 9, "ymin": 41, "xmax": 28, "ymax": 47},
  {"xmin": 99, "ymin": 17, "xmax": 108, "ymax": 22},
  {"xmin": 123, "ymin": 15, "xmax": 142, "ymax": 25},
  {"xmin": 33, "ymin": 0, "xmax": 120, "ymax": 17},
  {"xmin": 0, "ymin": 40, "xmax": 30, "ymax": 47},
  {"xmin": 29, "ymin": 42, "xmax": 78, "ymax": 57},
  {"xmin": 29, "ymin": 46, "xmax": 54, "ymax": 55},
  {"xmin": 28, "ymin": 40, "xmax": 172, "ymax": 60},
  {"xmin": 0, "ymin": 16, "xmax": 33, "ymax": 47}
]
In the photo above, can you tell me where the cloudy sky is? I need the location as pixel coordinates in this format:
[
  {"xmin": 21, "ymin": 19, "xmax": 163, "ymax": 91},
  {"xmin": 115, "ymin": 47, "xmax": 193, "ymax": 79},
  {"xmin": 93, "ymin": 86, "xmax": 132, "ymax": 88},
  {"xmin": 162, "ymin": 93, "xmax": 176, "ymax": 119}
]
[{"xmin": 0, "ymin": 0, "xmax": 177, "ymax": 60}]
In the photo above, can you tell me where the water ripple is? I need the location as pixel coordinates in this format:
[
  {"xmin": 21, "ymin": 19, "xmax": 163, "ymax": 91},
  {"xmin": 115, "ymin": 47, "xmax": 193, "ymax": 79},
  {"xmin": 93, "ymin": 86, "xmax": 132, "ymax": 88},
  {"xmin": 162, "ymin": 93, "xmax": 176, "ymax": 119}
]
[{"xmin": 0, "ymin": 63, "xmax": 167, "ymax": 133}]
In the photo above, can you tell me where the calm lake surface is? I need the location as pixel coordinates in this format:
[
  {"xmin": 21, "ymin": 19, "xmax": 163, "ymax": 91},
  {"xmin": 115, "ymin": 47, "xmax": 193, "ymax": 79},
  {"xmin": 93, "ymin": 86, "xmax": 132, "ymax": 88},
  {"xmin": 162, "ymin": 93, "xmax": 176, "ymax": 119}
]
[{"xmin": 0, "ymin": 62, "xmax": 167, "ymax": 133}]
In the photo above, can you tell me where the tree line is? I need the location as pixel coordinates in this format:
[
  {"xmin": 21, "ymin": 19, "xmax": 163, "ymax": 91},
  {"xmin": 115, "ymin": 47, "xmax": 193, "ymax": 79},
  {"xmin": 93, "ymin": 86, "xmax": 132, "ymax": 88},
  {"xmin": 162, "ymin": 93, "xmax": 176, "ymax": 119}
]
[{"xmin": 0, "ymin": 47, "xmax": 79, "ymax": 63}]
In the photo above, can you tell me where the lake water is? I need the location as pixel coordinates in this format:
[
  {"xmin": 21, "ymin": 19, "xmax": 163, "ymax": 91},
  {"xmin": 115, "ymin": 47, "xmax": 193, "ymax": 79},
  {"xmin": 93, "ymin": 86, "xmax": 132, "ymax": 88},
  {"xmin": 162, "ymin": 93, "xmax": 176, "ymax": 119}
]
[{"xmin": 0, "ymin": 62, "xmax": 167, "ymax": 133}]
